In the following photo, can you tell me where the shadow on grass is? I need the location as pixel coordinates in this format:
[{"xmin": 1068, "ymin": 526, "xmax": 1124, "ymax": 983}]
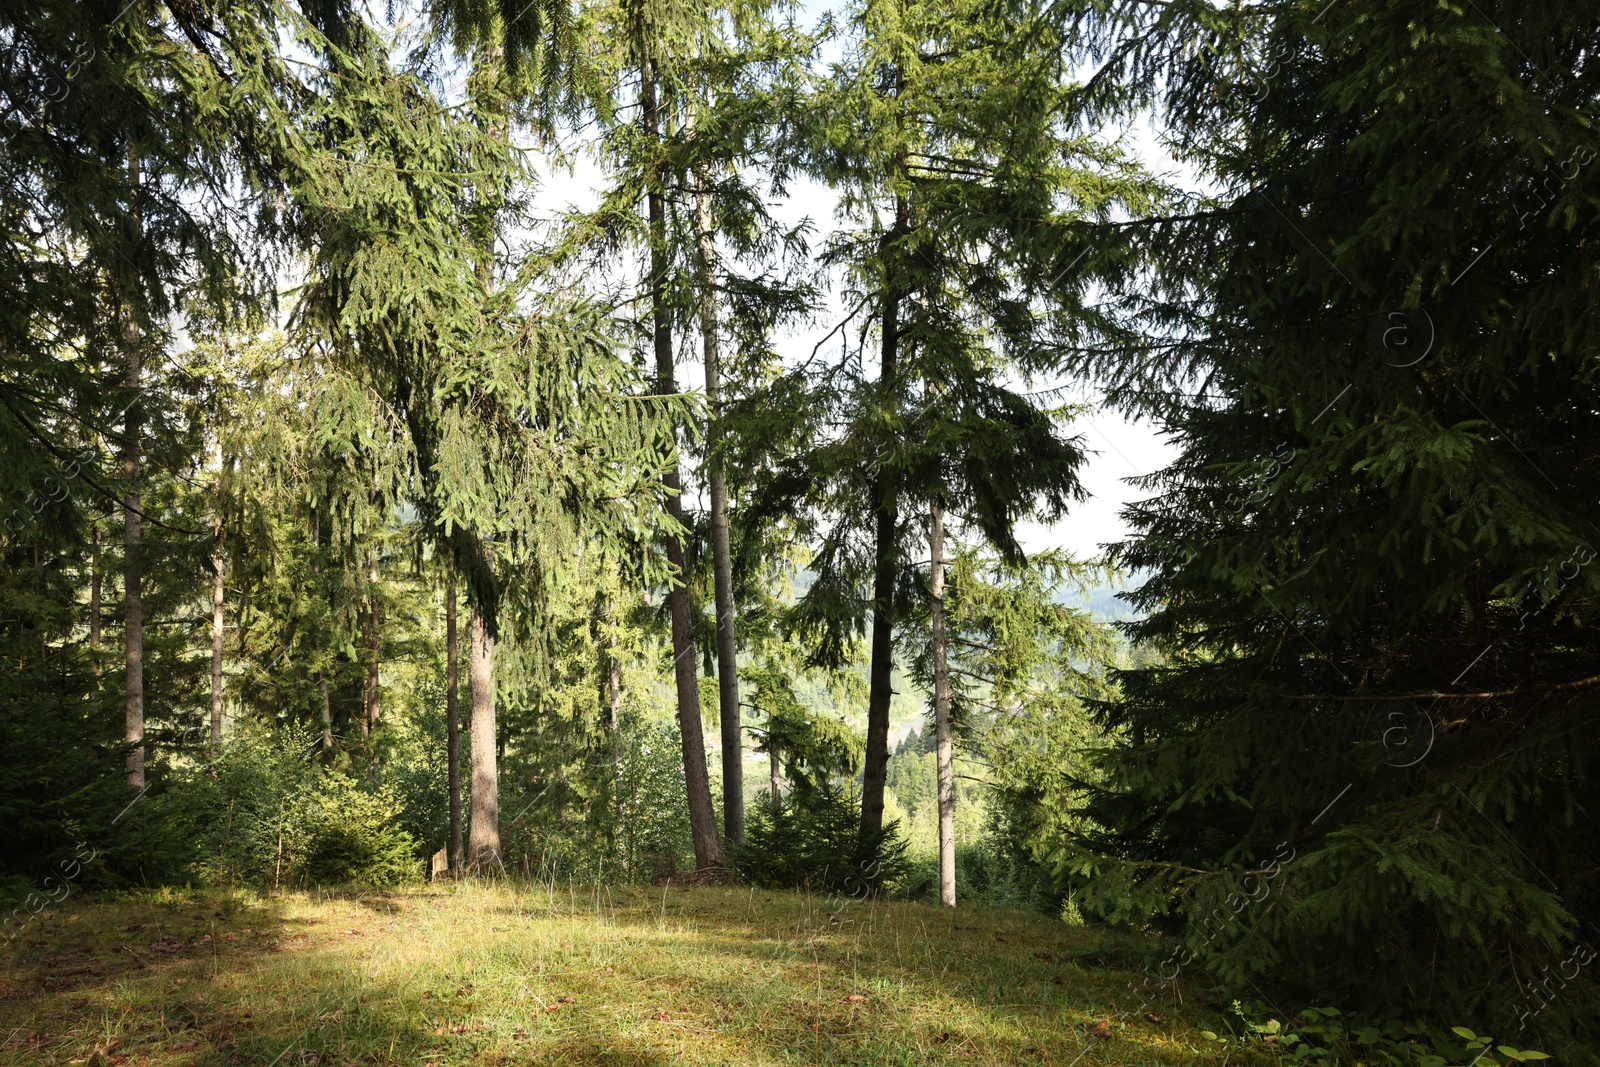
[{"xmin": 0, "ymin": 885, "xmax": 1230, "ymax": 1067}]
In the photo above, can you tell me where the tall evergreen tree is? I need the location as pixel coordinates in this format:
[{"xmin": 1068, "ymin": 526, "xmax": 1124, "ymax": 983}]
[
  {"xmin": 281, "ymin": 4, "xmax": 681, "ymax": 871},
  {"xmin": 1054, "ymin": 0, "xmax": 1600, "ymax": 1051},
  {"xmin": 778, "ymin": 0, "xmax": 1156, "ymax": 860},
  {"xmin": 683, "ymin": 0, "xmax": 818, "ymax": 850}
]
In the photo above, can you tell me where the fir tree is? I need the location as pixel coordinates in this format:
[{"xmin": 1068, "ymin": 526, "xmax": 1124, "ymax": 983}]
[
  {"xmin": 1055, "ymin": 0, "xmax": 1600, "ymax": 1051},
  {"xmin": 773, "ymin": 0, "xmax": 1158, "ymax": 863}
]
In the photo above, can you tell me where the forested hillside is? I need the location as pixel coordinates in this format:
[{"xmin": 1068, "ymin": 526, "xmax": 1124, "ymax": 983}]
[{"xmin": 3, "ymin": 0, "xmax": 1596, "ymax": 1063}]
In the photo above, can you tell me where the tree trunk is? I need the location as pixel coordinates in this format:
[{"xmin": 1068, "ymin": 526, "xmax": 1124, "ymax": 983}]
[
  {"xmin": 320, "ymin": 679, "xmax": 332, "ymax": 750},
  {"xmin": 468, "ymin": 600, "xmax": 500, "ymax": 868},
  {"xmin": 209, "ymin": 411, "xmax": 226, "ymax": 745},
  {"xmin": 769, "ymin": 748, "xmax": 781, "ymax": 804},
  {"xmin": 312, "ymin": 508, "xmax": 331, "ymax": 750},
  {"xmin": 643, "ymin": 59, "xmax": 724, "ymax": 871},
  {"xmin": 929, "ymin": 498, "xmax": 956, "ymax": 907},
  {"xmin": 860, "ymin": 189, "xmax": 908, "ymax": 848},
  {"xmin": 608, "ymin": 611, "xmax": 622, "ymax": 815},
  {"xmin": 694, "ymin": 159, "xmax": 745, "ymax": 847},
  {"xmin": 446, "ymin": 563, "xmax": 463, "ymax": 871},
  {"xmin": 210, "ymin": 507, "xmax": 225, "ymax": 745},
  {"xmin": 122, "ymin": 153, "xmax": 144, "ymax": 792},
  {"xmin": 463, "ymin": 42, "xmax": 504, "ymax": 874},
  {"xmin": 363, "ymin": 548, "xmax": 380, "ymax": 740},
  {"xmin": 90, "ymin": 523, "xmax": 101, "ymax": 654}
]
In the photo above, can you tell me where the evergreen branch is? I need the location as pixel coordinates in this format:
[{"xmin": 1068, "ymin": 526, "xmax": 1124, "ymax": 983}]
[
  {"xmin": 0, "ymin": 394, "xmax": 202, "ymax": 536},
  {"xmin": 1282, "ymin": 674, "xmax": 1600, "ymax": 702}
]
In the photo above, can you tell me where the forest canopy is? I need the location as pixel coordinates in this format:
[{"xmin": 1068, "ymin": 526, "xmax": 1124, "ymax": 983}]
[{"xmin": 3, "ymin": 0, "xmax": 1597, "ymax": 1062}]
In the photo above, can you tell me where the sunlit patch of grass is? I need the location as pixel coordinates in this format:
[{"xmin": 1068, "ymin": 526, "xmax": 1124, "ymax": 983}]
[{"xmin": 0, "ymin": 883, "xmax": 1267, "ymax": 1067}]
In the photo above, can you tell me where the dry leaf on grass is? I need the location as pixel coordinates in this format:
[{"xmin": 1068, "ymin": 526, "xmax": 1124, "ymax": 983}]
[{"xmin": 843, "ymin": 993, "xmax": 868, "ymax": 1003}]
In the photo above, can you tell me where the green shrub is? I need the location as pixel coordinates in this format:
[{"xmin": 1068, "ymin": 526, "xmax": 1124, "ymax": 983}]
[
  {"xmin": 1220, "ymin": 999, "xmax": 1554, "ymax": 1067},
  {"xmin": 733, "ymin": 786, "xmax": 908, "ymax": 897},
  {"xmin": 193, "ymin": 725, "xmax": 418, "ymax": 888},
  {"xmin": 300, "ymin": 774, "xmax": 418, "ymax": 886}
]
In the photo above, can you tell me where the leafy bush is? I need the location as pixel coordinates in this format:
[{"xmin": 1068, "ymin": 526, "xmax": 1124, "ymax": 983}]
[
  {"xmin": 300, "ymin": 774, "xmax": 418, "ymax": 887},
  {"xmin": 192, "ymin": 725, "xmax": 418, "ymax": 888},
  {"xmin": 733, "ymin": 786, "xmax": 908, "ymax": 896},
  {"xmin": 609, "ymin": 720, "xmax": 695, "ymax": 880},
  {"xmin": 1219, "ymin": 1000, "xmax": 1553, "ymax": 1067},
  {"xmin": 369, "ymin": 685, "xmax": 450, "ymax": 860}
]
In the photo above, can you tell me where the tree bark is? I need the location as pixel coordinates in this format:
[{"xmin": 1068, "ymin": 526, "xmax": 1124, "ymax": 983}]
[
  {"xmin": 860, "ymin": 188, "xmax": 909, "ymax": 848},
  {"xmin": 468, "ymin": 600, "xmax": 500, "ymax": 868},
  {"xmin": 769, "ymin": 748, "xmax": 781, "ymax": 804},
  {"xmin": 608, "ymin": 610, "xmax": 623, "ymax": 820},
  {"xmin": 930, "ymin": 498, "xmax": 956, "ymax": 907},
  {"xmin": 312, "ymin": 508, "xmax": 331, "ymax": 750},
  {"xmin": 319, "ymin": 679, "xmax": 332, "ymax": 750},
  {"xmin": 363, "ymin": 547, "xmax": 380, "ymax": 739},
  {"xmin": 694, "ymin": 159, "xmax": 745, "ymax": 846},
  {"xmin": 463, "ymin": 41, "xmax": 504, "ymax": 874},
  {"xmin": 122, "ymin": 152, "xmax": 144, "ymax": 792},
  {"xmin": 210, "ymin": 507, "xmax": 225, "ymax": 745},
  {"xmin": 446, "ymin": 563, "xmax": 463, "ymax": 871},
  {"xmin": 90, "ymin": 523, "xmax": 101, "ymax": 654},
  {"xmin": 643, "ymin": 60, "xmax": 724, "ymax": 871}
]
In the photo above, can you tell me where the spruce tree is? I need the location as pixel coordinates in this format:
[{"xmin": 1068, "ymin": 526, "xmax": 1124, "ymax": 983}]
[
  {"xmin": 1054, "ymin": 0, "xmax": 1600, "ymax": 1050},
  {"xmin": 778, "ymin": 0, "xmax": 1157, "ymax": 861},
  {"xmin": 560, "ymin": 0, "xmax": 814, "ymax": 868}
]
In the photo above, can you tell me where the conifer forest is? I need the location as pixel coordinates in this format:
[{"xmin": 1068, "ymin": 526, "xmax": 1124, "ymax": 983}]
[{"xmin": 3, "ymin": 1, "xmax": 1598, "ymax": 1064}]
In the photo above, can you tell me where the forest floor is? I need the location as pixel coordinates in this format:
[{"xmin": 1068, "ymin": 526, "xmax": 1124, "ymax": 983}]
[{"xmin": 0, "ymin": 883, "xmax": 1272, "ymax": 1067}]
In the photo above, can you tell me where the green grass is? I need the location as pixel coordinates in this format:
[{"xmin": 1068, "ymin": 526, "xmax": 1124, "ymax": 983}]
[{"xmin": 0, "ymin": 883, "xmax": 1267, "ymax": 1067}]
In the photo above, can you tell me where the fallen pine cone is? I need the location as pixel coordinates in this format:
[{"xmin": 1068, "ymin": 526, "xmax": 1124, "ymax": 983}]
[
  {"xmin": 1090, "ymin": 1022, "xmax": 1113, "ymax": 1039},
  {"xmin": 844, "ymin": 993, "xmax": 868, "ymax": 1003},
  {"xmin": 652, "ymin": 1011, "xmax": 671, "ymax": 1021},
  {"xmin": 1144, "ymin": 1012, "xmax": 1162, "ymax": 1024},
  {"xmin": 558, "ymin": 996, "xmax": 575, "ymax": 1004}
]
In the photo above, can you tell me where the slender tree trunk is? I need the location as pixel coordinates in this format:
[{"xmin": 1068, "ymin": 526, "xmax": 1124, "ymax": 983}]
[
  {"xmin": 363, "ymin": 547, "xmax": 380, "ymax": 739},
  {"xmin": 929, "ymin": 498, "xmax": 956, "ymax": 907},
  {"xmin": 319, "ymin": 679, "xmax": 331, "ymax": 750},
  {"xmin": 607, "ymin": 610, "xmax": 623, "ymax": 811},
  {"xmin": 694, "ymin": 160, "xmax": 745, "ymax": 847},
  {"xmin": 643, "ymin": 59, "xmax": 724, "ymax": 871},
  {"xmin": 769, "ymin": 748, "xmax": 781, "ymax": 803},
  {"xmin": 210, "ymin": 507, "xmax": 225, "ymax": 745},
  {"xmin": 446, "ymin": 563, "xmax": 463, "ymax": 871},
  {"xmin": 90, "ymin": 523, "xmax": 101, "ymax": 654},
  {"xmin": 463, "ymin": 42, "xmax": 504, "ymax": 873},
  {"xmin": 122, "ymin": 152, "xmax": 144, "ymax": 792},
  {"xmin": 860, "ymin": 189, "xmax": 909, "ymax": 848},
  {"xmin": 468, "ymin": 600, "xmax": 500, "ymax": 868},
  {"xmin": 209, "ymin": 403, "xmax": 226, "ymax": 745},
  {"xmin": 312, "ymin": 508, "xmax": 331, "ymax": 750}
]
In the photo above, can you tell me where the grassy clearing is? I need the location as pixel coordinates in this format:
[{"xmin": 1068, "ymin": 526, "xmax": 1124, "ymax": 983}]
[{"xmin": 0, "ymin": 883, "xmax": 1264, "ymax": 1067}]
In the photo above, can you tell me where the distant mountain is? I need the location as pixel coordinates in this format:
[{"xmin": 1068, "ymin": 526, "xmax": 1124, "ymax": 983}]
[
  {"xmin": 1057, "ymin": 571, "xmax": 1146, "ymax": 624},
  {"xmin": 789, "ymin": 562, "xmax": 1144, "ymax": 624}
]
